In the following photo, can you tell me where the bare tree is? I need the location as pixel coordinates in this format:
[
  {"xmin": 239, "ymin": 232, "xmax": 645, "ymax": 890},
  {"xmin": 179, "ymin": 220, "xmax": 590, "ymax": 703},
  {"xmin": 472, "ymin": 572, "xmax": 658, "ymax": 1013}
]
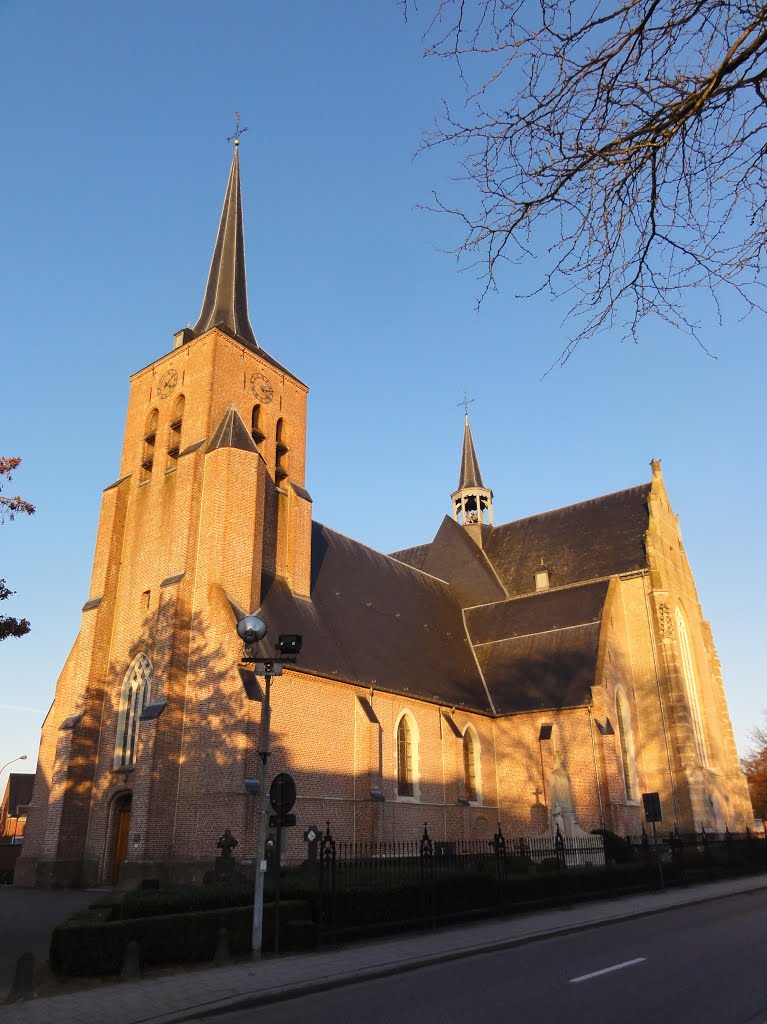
[
  {"xmin": 405, "ymin": 0, "xmax": 767, "ymax": 362},
  {"xmin": 1, "ymin": 457, "xmax": 35, "ymax": 641},
  {"xmin": 742, "ymin": 715, "xmax": 767, "ymax": 821}
]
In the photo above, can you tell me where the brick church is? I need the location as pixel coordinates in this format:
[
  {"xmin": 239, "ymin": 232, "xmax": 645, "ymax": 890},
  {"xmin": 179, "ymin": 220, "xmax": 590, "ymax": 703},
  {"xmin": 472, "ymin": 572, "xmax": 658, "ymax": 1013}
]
[{"xmin": 17, "ymin": 143, "xmax": 753, "ymax": 888}]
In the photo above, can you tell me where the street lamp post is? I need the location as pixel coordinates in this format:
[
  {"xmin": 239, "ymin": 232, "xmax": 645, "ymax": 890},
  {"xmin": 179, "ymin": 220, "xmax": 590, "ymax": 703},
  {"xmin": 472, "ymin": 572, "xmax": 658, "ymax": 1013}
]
[
  {"xmin": 0, "ymin": 754, "xmax": 28, "ymax": 779},
  {"xmin": 236, "ymin": 614, "xmax": 301, "ymax": 959}
]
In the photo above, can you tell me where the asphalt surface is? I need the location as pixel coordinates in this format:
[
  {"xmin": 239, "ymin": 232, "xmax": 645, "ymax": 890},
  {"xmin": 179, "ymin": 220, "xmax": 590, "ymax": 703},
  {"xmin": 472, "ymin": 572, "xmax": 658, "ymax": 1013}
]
[
  {"xmin": 4, "ymin": 874, "xmax": 767, "ymax": 1023},
  {"xmin": 198, "ymin": 890, "xmax": 767, "ymax": 1024},
  {"xmin": 0, "ymin": 885, "xmax": 95, "ymax": 995}
]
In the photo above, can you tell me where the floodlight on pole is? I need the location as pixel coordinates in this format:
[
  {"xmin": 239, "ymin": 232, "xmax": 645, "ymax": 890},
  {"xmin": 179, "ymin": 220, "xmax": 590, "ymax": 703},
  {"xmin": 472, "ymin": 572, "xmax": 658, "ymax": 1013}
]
[
  {"xmin": 236, "ymin": 615, "xmax": 268, "ymax": 645},
  {"xmin": 236, "ymin": 613, "xmax": 301, "ymax": 959}
]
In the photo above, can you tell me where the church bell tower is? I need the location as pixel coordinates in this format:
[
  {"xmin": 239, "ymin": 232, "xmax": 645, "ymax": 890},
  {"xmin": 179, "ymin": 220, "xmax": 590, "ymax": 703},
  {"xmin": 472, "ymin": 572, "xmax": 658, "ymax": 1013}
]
[
  {"xmin": 451, "ymin": 414, "xmax": 493, "ymax": 543},
  {"xmin": 15, "ymin": 135, "xmax": 313, "ymax": 887}
]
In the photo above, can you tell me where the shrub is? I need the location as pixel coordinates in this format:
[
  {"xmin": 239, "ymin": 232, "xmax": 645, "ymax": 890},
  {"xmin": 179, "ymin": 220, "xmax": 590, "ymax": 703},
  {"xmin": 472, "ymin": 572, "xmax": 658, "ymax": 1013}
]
[
  {"xmin": 50, "ymin": 906, "xmax": 252, "ymax": 976},
  {"xmin": 592, "ymin": 829, "xmax": 636, "ymax": 864},
  {"xmin": 50, "ymin": 899, "xmax": 315, "ymax": 976},
  {"xmin": 109, "ymin": 877, "xmax": 253, "ymax": 920}
]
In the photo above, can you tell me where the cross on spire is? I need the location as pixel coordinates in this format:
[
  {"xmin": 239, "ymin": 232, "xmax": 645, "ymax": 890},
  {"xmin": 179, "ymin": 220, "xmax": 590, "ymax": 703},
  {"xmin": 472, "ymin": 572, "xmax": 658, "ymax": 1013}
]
[
  {"xmin": 227, "ymin": 112, "xmax": 248, "ymax": 147},
  {"xmin": 458, "ymin": 391, "xmax": 475, "ymax": 417}
]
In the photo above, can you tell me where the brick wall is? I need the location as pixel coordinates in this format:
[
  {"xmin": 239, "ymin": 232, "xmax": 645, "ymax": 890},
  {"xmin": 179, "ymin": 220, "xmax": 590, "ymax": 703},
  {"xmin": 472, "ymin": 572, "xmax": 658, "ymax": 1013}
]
[{"xmin": 17, "ymin": 342, "xmax": 752, "ymax": 889}]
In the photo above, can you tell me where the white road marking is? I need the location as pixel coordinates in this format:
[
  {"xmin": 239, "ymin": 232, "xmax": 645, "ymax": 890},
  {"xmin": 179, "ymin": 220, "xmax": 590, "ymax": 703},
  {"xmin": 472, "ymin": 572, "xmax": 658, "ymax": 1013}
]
[{"xmin": 569, "ymin": 957, "xmax": 647, "ymax": 984}]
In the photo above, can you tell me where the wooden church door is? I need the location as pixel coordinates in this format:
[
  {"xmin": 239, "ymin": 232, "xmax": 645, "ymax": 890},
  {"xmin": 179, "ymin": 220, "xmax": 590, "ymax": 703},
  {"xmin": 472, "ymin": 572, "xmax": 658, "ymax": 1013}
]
[{"xmin": 111, "ymin": 794, "xmax": 132, "ymax": 885}]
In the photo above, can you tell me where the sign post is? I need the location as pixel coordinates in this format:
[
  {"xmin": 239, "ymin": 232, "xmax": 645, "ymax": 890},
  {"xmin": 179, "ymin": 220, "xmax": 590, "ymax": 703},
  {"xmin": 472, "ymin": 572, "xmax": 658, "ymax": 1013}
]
[
  {"xmin": 642, "ymin": 792, "xmax": 664, "ymax": 890},
  {"xmin": 268, "ymin": 772, "xmax": 297, "ymax": 954}
]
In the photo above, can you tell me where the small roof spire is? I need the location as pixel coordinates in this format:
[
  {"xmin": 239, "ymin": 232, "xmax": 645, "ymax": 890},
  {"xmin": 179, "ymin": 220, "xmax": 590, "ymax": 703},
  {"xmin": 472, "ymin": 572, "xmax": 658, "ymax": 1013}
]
[
  {"xmin": 457, "ymin": 413, "xmax": 485, "ymax": 490},
  {"xmin": 451, "ymin": 408, "xmax": 493, "ymax": 535},
  {"xmin": 193, "ymin": 125, "xmax": 258, "ymax": 348}
]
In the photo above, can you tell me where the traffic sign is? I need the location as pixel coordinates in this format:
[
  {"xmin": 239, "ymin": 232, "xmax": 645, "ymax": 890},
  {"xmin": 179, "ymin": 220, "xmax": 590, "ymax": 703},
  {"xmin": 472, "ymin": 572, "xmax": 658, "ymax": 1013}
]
[
  {"xmin": 269, "ymin": 772, "xmax": 297, "ymax": 814},
  {"xmin": 642, "ymin": 792, "xmax": 662, "ymax": 823},
  {"xmin": 269, "ymin": 813, "xmax": 296, "ymax": 828}
]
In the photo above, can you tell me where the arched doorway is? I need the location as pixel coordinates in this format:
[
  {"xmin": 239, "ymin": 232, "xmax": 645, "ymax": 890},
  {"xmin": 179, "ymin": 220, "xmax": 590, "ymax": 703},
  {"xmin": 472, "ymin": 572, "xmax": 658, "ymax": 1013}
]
[{"xmin": 110, "ymin": 792, "xmax": 132, "ymax": 885}]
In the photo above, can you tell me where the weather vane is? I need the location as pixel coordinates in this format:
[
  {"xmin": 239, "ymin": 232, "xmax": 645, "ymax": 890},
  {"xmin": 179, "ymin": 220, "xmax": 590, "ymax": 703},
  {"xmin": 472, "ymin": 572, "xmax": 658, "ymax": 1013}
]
[
  {"xmin": 458, "ymin": 391, "xmax": 475, "ymax": 415},
  {"xmin": 227, "ymin": 112, "xmax": 248, "ymax": 147}
]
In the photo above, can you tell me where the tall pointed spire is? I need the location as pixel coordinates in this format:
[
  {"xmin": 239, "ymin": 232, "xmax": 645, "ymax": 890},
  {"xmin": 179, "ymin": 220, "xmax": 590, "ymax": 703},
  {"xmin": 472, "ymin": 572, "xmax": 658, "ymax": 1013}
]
[
  {"xmin": 451, "ymin": 412, "xmax": 493, "ymax": 536},
  {"xmin": 193, "ymin": 140, "xmax": 258, "ymax": 348},
  {"xmin": 457, "ymin": 414, "xmax": 485, "ymax": 490}
]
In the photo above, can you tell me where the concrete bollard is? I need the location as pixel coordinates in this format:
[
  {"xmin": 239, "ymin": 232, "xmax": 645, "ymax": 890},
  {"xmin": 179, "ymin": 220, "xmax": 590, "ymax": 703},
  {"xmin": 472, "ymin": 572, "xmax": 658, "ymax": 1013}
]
[
  {"xmin": 213, "ymin": 925, "xmax": 231, "ymax": 967},
  {"xmin": 3, "ymin": 952, "xmax": 35, "ymax": 1003},
  {"xmin": 120, "ymin": 939, "xmax": 141, "ymax": 981}
]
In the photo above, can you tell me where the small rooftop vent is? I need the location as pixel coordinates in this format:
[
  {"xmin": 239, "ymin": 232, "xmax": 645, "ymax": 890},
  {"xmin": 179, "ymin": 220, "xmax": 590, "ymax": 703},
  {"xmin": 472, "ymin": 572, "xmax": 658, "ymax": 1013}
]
[{"xmin": 535, "ymin": 560, "xmax": 550, "ymax": 592}]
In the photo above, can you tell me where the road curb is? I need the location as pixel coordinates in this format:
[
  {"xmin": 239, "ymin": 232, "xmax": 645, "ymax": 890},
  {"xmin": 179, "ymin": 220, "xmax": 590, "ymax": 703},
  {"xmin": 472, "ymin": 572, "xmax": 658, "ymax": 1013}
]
[{"xmin": 154, "ymin": 878, "xmax": 767, "ymax": 1023}]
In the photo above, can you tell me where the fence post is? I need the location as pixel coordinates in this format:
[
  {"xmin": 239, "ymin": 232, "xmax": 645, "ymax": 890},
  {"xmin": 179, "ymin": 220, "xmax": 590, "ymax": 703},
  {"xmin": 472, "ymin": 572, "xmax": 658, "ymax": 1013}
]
[
  {"xmin": 555, "ymin": 825, "xmax": 569, "ymax": 906},
  {"xmin": 318, "ymin": 821, "xmax": 336, "ymax": 946},
  {"xmin": 725, "ymin": 825, "xmax": 733, "ymax": 873},
  {"xmin": 701, "ymin": 825, "xmax": 712, "ymax": 880},
  {"xmin": 640, "ymin": 825, "xmax": 655, "ymax": 891},
  {"xmin": 492, "ymin": 823, "xmax": 507, "ymax": 913},
  {"xmin": 670, "ymin": 827, "xmax": 681, "ymax": 883},
  {"xmin": 603, "ymin": 831, "xmax": 615, "ymax": 899},
  {"xmin": 420, "ymin": 822, "xmax": 434, "ymax": 930}
]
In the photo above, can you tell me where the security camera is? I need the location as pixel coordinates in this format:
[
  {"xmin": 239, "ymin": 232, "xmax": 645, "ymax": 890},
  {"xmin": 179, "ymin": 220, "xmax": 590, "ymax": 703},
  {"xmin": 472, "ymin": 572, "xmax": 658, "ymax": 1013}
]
[{"xmin": 236, "ymin": 615, "xmax": 268, "ymax": 646}]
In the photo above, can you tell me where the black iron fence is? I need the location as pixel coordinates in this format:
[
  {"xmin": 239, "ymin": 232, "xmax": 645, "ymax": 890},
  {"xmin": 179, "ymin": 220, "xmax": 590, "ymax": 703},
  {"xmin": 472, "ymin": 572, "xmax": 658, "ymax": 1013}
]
[{"xmin": 314, "ymin": 822, "xmax": 767, "ymax": 943}]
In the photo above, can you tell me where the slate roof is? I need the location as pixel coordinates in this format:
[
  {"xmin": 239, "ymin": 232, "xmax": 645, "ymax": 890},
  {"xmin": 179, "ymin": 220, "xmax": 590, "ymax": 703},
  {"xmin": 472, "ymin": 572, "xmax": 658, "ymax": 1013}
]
[
  {"xmin": 419, "ymin": 517, "xmax": 506, "ymax": 608},
  {"xmin": 465, "ymin": 581, "xmax": 609, "ymax": 714},
  {"xmin": 477, "ymin": 623, "xmax": 602, "ymax": 714},
  {"xmin": 457, "ymin": 415, "xmax": 485, "ymax": 489},
  {"xmin": 207, "ymin": 404, "xmax": 260, "ymax": 454},
  {"xmin": 260, "ymin": 482, "xmax": 651, "ymax": 717},
  {"xmin": 483, "ymin": 484, "xmax": 651, "ymax": 597},
  {"xmin": 388, "ymin": 544, "xmax": 429, "ymax": 571},
  {"xmin": 193, "ymin": 145, "xmax": 258, "ymax": 348},
  {"xmin": 258, "ymin": 522, "xmax": 490, "ymax": 713}
]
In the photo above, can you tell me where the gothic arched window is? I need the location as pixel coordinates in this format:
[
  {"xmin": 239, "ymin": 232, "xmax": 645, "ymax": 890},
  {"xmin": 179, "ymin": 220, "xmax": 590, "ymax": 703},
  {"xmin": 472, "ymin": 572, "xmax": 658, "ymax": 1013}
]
[
  {"xmin": 251, "ymin": 404, "xmax": 264, "ymax": 446},
  {"xmin": 396, "ymin": 714, "xmax": 416, "ymax": 798},
  {"xmin": 463, "ymin": 727, "xmax": 480, "ymax": 802},
  {"xmin": 141, "ymin": 410, "xmax": 159, "ymax": 482},
  {"xmin": 275, "ymin": 418, "xmax": 289, "ymax": 483},
  {"xmin": 167, "ymin": 395, "xmax": 185, "ymax": 466},
  {"xmin": 615, "ymin": 687, "xmax": 639, "ymax": 801},
  {"xmin": 675, "ymin": 607, "xmax": 709, "ymax": 767},
  {"xmin": 114, "ymin": 653, "xmax": 152, "ymax": 769}
]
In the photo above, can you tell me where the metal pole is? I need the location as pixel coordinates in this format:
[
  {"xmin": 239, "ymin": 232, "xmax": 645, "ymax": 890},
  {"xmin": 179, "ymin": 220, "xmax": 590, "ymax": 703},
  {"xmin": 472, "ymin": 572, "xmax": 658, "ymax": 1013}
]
[
  {"xmin": 251, "ymin": 669, "xmax": 272, "ymax": 958},
  {"xmin": 274, "ymin": 824, "xmax": 282, "ymax": 955},
  {"xmin": 0, "ymin": 755, "xmax": 27, "ymax": 780},
  {"xmin": 651, "ymin": 820, "xmax": 664, "ymax": 890}
]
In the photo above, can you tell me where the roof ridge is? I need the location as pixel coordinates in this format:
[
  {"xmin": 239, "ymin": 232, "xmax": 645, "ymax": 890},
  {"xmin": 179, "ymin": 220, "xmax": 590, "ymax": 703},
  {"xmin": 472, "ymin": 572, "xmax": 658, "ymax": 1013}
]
[
  {"xmin": 495, "ymin": 480, "xmax": 651, "ymax": 529},
  {"xmin": 314, "ymin": 522, "xmax": 452, "ymax": 587},
  {"xmin": 462, "ymin": 577, "xmax": 610, "ymax": 612}
]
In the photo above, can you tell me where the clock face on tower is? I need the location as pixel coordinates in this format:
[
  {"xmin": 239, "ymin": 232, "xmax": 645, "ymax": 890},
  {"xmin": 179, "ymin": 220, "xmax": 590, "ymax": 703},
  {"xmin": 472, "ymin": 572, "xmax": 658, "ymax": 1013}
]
[
  {"xmin": 250, "ymin": 372, "xmax": 274, "ymax": 403},
  {"xmin": 157, "ymin": 368, "xmax": 178, "ymax": 399}
]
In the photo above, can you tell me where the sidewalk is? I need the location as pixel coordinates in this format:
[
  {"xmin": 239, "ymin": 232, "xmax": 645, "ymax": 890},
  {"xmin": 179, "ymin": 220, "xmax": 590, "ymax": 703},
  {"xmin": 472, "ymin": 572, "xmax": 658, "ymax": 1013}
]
[{"xmin": 4, "ymin": 873, "xmax": 767, "ymax": 1024}]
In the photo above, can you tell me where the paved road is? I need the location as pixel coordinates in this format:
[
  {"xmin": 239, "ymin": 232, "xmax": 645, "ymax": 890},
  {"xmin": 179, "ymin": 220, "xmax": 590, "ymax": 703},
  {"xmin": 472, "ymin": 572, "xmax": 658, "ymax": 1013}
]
[
  {"xmin": 201, "ymin": 890, "xmax": 767, "ymax": 1024},
  {"xmin": 0, "ymin": 886, "xmax": 95, "ymax": 996}
]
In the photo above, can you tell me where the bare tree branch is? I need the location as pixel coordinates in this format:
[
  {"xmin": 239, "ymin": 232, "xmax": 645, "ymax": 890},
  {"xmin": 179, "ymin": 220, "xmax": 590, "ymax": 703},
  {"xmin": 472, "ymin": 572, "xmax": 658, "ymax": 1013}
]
[{"xmin": 404, "ymin": 0, "xmax": 767, "ymax": 360}]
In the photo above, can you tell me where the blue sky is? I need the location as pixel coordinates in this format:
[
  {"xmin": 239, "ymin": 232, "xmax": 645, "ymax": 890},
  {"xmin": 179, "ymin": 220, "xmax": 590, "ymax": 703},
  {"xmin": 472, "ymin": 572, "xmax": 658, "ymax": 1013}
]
[{"xmin": 0, "ymin": 1, "xmax": 764, "ymax": 783}]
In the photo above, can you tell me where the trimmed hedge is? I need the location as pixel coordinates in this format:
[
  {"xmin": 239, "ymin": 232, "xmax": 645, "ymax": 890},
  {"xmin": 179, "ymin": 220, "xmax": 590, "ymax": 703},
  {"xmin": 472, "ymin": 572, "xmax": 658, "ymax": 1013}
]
[
  {"xmin": 50, "ymin": 900, "xmax": 314, "ymax": 976},
  {"xmin": 112, "ymin": 878, "xmax": 253, "ymax": 920}
]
